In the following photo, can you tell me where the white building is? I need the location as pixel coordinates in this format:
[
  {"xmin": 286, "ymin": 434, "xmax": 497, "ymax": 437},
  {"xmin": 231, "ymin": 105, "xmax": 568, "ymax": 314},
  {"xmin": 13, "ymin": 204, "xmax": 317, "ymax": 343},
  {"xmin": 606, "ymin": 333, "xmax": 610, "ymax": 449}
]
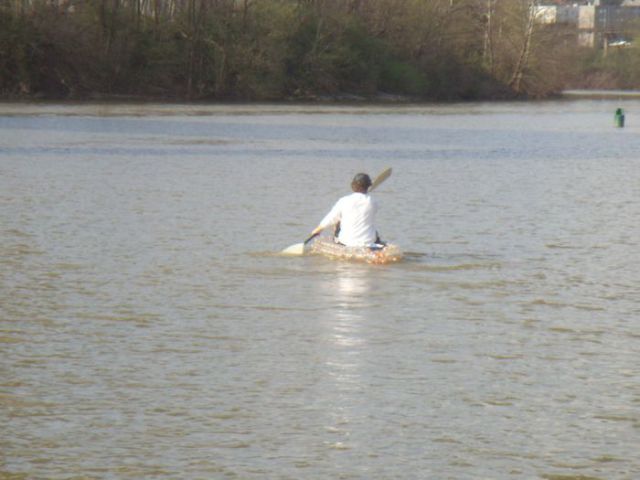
[
  {"xmin": 534, "ymin": 6, "xmax": 580, "ymax": 25},
  {"xmin": 535, "ymin": 4, "xmax": 640, "ymax": 47}
]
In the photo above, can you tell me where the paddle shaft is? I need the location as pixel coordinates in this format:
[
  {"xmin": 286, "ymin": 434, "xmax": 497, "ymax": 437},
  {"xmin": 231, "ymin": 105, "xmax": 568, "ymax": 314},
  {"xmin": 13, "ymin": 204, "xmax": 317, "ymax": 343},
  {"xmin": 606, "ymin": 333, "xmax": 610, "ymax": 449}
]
[{"xmin": 303, "ymin": 232, "xmax": 320, "ymax": 245}]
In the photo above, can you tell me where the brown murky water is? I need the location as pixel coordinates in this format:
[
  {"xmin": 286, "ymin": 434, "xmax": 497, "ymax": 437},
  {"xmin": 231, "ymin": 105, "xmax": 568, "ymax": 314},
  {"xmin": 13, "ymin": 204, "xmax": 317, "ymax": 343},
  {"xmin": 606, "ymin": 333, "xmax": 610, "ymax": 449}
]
[{"xmin": 1, "ymin": 102, "xmax": 639, "ymax": 479}]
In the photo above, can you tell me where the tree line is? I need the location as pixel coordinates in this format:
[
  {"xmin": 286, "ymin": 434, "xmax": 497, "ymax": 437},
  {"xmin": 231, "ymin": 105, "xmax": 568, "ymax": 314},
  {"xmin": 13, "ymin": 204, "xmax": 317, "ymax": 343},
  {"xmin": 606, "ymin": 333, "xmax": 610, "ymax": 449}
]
[{"xmin": 0, "ymin": 0, "xmax": 636, "ymax": 101}]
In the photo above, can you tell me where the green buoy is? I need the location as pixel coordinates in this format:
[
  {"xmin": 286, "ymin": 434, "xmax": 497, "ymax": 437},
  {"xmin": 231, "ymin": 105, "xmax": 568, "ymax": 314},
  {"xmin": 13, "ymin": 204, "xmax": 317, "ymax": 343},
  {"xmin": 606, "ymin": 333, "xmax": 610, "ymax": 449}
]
[{"xmin": 615, "ymin": 108, "xmax": 625, "ymax": 128}]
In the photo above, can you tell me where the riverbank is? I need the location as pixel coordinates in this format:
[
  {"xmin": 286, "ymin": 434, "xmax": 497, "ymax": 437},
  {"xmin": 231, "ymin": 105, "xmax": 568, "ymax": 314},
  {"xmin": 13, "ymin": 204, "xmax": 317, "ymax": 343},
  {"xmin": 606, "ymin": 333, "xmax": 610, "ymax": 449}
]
[
  {"xmin": 0, "ymin": 1, "xmax": 554, "ymax": 104},
  {"xmin": 0, "ymin": 86, "xmax": 519, "ymax": 104},
  {"xmin": 562, "ymin": 89, "xmax": 640, "ymax": 99}
]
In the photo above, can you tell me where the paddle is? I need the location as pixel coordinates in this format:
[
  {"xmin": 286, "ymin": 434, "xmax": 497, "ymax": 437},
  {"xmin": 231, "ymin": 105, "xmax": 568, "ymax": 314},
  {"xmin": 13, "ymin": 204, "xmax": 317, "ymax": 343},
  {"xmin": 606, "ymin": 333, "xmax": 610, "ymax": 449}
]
[{"xmin": 281, "ymin": 167, "xmax": 392, "ymax": 255}]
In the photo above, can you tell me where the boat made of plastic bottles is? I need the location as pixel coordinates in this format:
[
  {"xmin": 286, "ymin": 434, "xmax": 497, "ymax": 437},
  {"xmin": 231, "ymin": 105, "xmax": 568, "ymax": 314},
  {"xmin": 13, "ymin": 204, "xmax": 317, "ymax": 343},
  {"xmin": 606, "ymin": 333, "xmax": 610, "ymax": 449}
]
[{"xmin": 307, "ymin": 237, "xmax": 403, "ymax": 264}]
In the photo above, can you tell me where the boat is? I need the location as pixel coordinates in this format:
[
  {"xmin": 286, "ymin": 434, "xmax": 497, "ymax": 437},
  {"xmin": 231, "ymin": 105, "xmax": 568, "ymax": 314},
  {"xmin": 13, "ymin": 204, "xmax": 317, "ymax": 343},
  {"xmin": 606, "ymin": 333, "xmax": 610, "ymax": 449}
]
[
  {"xmin": 307, "ymin": 236, "xmax": 403, "ymax": 264},
  {"xmin": 281, "ymin": 167, "xmax": 398, "ymax": 262}
]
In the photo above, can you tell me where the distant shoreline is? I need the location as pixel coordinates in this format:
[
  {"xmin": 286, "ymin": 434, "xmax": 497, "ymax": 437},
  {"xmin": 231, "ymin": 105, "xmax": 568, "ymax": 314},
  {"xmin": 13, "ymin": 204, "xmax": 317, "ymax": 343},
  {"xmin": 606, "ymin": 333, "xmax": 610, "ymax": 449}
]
[
  {"xmin": 3, "ymin": 90, "xmax": 640, "ymax": 105},
  {"xmin": 0, "ymin": 91, "xmax": 502, "ymax": 104},
  {"xmin": 562, "ymin": 89, "xmax": 640, "ymax": 98}
]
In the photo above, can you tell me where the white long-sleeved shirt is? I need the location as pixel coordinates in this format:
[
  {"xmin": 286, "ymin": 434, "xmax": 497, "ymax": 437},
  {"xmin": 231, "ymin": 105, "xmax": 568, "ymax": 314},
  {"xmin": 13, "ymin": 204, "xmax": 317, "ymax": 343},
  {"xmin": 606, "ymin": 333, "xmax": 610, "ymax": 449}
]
[{"xmin": 318, "ymin": 192, "xmax": 378, "ymax": 247}]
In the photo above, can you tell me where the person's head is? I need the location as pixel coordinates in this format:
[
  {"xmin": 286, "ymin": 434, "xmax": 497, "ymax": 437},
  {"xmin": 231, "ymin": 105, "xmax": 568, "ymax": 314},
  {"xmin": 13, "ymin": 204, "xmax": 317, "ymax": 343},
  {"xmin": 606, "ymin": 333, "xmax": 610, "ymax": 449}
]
[{"xmin": 351, "ymin": 173, "xmax": 372, "ymax": 193}]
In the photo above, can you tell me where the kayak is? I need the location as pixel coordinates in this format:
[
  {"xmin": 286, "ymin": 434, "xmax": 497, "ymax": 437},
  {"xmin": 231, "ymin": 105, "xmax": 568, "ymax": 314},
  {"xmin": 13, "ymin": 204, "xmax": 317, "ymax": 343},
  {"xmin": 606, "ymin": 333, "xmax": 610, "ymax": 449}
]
[{"xmin": 307, "ymin": 236, "xmax": 403, "ymax": 264}]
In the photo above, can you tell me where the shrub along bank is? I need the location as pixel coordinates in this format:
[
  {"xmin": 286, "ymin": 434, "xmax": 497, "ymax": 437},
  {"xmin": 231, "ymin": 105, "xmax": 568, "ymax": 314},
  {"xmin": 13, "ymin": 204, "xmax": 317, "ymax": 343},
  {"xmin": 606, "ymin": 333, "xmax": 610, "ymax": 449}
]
[{"xmin": 0, "ymin": 0, "xmax": 631, "ymax": 102}]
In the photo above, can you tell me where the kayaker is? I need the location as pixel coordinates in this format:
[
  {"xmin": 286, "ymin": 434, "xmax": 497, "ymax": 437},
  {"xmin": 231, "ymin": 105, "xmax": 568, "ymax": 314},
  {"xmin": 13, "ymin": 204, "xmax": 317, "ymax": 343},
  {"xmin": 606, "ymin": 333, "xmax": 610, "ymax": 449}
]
[{"xmin": 309, "ymin": 173, "xmax": 383, "ymax": 248}]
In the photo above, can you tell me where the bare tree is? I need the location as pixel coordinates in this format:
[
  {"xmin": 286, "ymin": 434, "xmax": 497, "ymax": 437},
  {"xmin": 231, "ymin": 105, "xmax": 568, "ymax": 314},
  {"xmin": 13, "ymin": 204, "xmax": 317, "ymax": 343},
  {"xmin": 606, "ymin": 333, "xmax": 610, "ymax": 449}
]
[{"xmin": 508, "ymin": 0, "xmax": 537, "ymax": 92}]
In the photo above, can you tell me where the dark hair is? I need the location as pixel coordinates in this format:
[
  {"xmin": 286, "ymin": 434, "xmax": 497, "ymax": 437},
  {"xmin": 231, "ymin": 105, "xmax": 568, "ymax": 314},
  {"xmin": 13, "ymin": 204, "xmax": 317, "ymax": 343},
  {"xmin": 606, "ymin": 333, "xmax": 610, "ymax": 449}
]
[{"xmin": 351, "ymin": 173, "xmax": 372, "ymax": 192}]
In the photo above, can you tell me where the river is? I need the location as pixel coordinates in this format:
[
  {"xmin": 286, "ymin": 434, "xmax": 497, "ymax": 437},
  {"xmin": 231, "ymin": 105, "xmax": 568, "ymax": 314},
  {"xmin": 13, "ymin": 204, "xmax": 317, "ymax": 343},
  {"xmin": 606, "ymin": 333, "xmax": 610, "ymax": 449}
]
[{"xmin": 1, "ymin": 101, "xmax": 638, "ymax": 479}]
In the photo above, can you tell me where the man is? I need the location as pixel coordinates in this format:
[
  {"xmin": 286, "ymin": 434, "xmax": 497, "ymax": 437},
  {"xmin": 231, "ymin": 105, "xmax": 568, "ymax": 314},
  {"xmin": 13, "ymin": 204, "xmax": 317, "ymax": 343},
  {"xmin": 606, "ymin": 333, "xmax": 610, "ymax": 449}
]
[{"xmin": 309, "ymin": 173, "xmax": 382, "ymax": 247}]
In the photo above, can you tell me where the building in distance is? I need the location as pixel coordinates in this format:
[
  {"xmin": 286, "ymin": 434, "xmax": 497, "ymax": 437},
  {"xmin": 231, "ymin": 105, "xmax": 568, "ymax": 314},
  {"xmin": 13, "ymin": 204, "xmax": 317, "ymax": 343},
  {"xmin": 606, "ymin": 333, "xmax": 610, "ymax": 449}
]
[{"xmin": 536, "ymin": 1, "xmax": 640, "ymax": 47}]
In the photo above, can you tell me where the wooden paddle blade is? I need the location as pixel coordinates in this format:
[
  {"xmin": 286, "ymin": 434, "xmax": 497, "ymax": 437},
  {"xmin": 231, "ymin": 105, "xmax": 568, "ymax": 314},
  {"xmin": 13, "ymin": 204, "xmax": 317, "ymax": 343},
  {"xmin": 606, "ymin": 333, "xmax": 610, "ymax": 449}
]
[
  {"xmin": 370, "ymin": 167, "xmax": 392, "ymax": 192},
  {"xmin": 281, "ymin": 242, "xmax": 305, "ymax": 255},
  {"xmin": 282, "ymin": 233, "xmax": 319, "ymax": 255}
]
